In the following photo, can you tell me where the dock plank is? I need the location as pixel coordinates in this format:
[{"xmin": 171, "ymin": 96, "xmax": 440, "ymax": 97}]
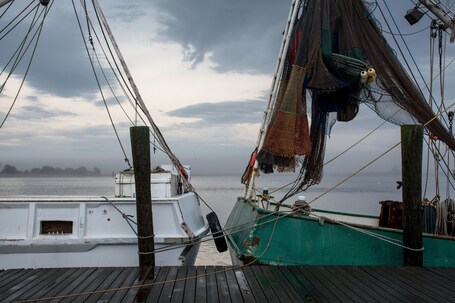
[
  {"xmin": 17, "ymin": 268, "xmax": 80, "ymax": 302},
  {"xmin": 361, "ymin": 266, "xmax": 425, "ymax": 302},
  {"xmin": 0, "ymin": 268, "xmax": 25, "ymax": 285},
  {"xmin": 205, "ymin": 266, "xmax": 218, "ymax": 303},
  {"xmin": 339, "ymin": 266, "xmax": 397, "ymax": 303},
  {"xmin": 95, "ymin": 267, "xmax": 140, "ymax": 303},
  {"xmin": 232, "ymin": 267, "xmax": 255, "ymax": 303},
  {"xmin": 305, "ymin": 266, "xmax": 349, "ymax": 303},
  {"xmin": 146, "ymin": 267, "xmax": 169, "ymax": 303},
  {"xmin": 159, "ymin": 266, "xmax": 178, "ymax": 303},
  {"xmin": 241, "ymin": 266, "xmax": 266, "ymax": 303},
  {"xmin": 214, "ymin": 266, "xmax": 230, "ymax": 303},
  {"xmin": 293, "ymin": 266, "xmax": 331, "ymax": 303},
  {"xmin": 317, "ymin": 266, "xmax": 367, "ymax": 303},
  {"xmin": 384, "ymin": 266, "xmax": 451, "ymax": 302},
  {"xmin": 261, "ymin": 265, "xmax": 298, "ymax": 302},
  {"xmin": 85, "ymin": 267, "xmax": 126, "ymax": 303},
  {"xmin": 49, "ymin": 268, "xmax": 98, "ymax": 302},
  {"xmin": 250, "ymin": 266, "xmax": 280, "ymax": 303},
  {"xmin": 278, "ymin": 266, "xmax": 313, "ymax": 302},
  {"xmin": 328, "ymin": 266, "xmax": 382, "ymax": 303},
  {"xmin": 224, "ymin": 267, "xmax": 243, "ymax": 303},
  {"xmin": 182, "ymin": 266, "xmax": 197, "ymax": 303},
  {"xmin": 71, "ymin": 267, "xmax": 116, "ymax": 303},
  {"xmin": 194, "ymin": 266, "xmax": 207, "ymax": 303},
  {"xmin": 108, "ymin": 267, "xmax": 140, "ymax": 303},
  {"xmin": 3, "ymin": 266, "xmax": 455, "ymax": 303},
  {"xmin": 122, "ymin": 267, "xmax": 155, "ymax": 303},
  {"xmin": 0, "ymin": 268, "xmax": 55, "ymax": 303},
  {"xmin": 170, "ymin": 266, "xmax": 188, "ymax": 303},
  {"xmin": 266, "ymin": 266, "xmax": 304, "ymax": 302},
  {"xmin": 287, "ymin": 266, "xmax": 327, "ymax": 302},
  {"xmin": 0, "ymin": 269, "xmax": 28, "ymax": 294}
]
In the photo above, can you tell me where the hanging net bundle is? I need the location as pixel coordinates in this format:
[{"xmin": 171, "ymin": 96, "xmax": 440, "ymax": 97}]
[{"xmin": 256, "ymin": 0, "xmax": 455, "ymax": 196}]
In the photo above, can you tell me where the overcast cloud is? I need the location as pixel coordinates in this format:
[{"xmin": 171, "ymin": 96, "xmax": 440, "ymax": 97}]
[
  {"xmin": 152, "ymin": 0, "xmax": 289, "ymax": 73},
  {"xmin": 0, "ymin": 0, "xmax": 454, "ymax": 176}
]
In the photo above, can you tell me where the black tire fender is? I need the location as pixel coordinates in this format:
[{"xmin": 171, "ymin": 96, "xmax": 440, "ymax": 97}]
[{"xmin": 206, "ymin": 212, "xmax": 228, "ymax": 253}]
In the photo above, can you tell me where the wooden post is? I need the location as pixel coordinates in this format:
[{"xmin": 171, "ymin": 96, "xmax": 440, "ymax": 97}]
[
  {"xmin": 401, "ymin": 125, "xmax": 423, "ymax": 266},
  {"xmin": 130, "ymin": 126, "xmax": 155, "ymax": 267}
]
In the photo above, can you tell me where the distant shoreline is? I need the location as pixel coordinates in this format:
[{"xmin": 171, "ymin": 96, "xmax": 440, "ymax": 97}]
[
  {"xmin": 0, "ymin": 164, "xmax": 107, "ymax": 177},
  {"xmin": 0, "ymin": 174, "xmax": 112, "ymax": 178}
]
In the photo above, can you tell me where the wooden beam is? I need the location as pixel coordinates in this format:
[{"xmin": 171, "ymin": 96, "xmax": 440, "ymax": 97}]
[
  {"xmin": 130, "ymin": 126, "xmax": 155, "ymax": 267},
  {"xmin": 401, "ymin": 125, "xmax": 423, "ymax": 266}
]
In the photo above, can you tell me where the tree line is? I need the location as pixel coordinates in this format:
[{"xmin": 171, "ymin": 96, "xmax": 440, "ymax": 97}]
[{"xmin": 0, "ymin": 164, "xmax": 102, "ymax": 176}]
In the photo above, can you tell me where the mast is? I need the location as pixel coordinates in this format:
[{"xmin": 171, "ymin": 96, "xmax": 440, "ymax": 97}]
[
  {"xmin": 418, "ymin": 0, "xmax": 455, "ymax": 41},
  {"xmin": 244, "ymin": 0, "xmax": 300, "ymax": 199},
  {"xmin": 0, "ymin": 0, "xmax": 13, "ymax": 7}
]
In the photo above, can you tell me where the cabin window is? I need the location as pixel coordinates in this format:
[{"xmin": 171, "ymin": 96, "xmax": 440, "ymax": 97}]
[{"xmin": 40, "ymin": 221, "xmax": 73, "ymax": 235}]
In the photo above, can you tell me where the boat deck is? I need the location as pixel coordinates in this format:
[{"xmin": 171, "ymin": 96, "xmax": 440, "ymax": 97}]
[{"xmin": 1, "ymin": 266, "xmax": 454, "ymax": 302}]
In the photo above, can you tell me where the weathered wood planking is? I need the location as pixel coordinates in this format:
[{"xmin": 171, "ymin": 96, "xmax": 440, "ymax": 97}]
[{"xmin": 0, "ymin": 266, "xmax": 454, "ymax": 303}]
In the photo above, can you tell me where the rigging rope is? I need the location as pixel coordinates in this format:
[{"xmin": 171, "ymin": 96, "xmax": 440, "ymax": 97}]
[
  {"xmin": 0, "ymin": 0, "xmax": 14, "ymax": 20},
  {"xmin": 80, "ymin": 3, "xmax": 165, "ymax": 155},
  {"xmin": 91, "ymin": 0, "xmax": 193, "ymax": 190},
  {"xmin": 0, "ymin": 3, "xmax": 42, "ymax": 83},
  {"xmin": 0, "ymin": 3, "xmax": 50, "ymax": 129},
  {"xmin": 0, "ymin": 0, "xmax": 36, "ymax": 39},
  {"xmin": 72, "ymin": 0, "xmax": 132, "ymax": 168}
]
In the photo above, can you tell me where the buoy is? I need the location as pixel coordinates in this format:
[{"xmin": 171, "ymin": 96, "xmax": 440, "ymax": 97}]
[
  {"xmin": 360, "ymin": 70, "xmax": 368, "ymax": 83},
  {"xmin": 206, "ymin": 212, "xmax": 228, "ymax": 253},
  {"xmin": 367, "ymin": 76, "xmax": 375, "ymax": 83},
  {"xmin": 367, "ymin": 68, "xmax": 376, "ymax": 77}
]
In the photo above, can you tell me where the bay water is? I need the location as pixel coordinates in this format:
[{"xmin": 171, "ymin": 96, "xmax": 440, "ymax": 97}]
[{"xmin": 0, "ymin": 173, "xmax": 405, "ymax": 265}]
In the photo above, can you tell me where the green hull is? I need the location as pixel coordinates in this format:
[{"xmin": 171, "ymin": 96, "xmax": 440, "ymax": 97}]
[{"xmin": 225, "ymin": 198, "xmax": 455, "ymax": 267}]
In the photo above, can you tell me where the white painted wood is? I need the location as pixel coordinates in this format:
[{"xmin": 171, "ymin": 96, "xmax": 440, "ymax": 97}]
[{"xmin": 0, "ymin": 192, "xmax": 209, "ymax": 269}]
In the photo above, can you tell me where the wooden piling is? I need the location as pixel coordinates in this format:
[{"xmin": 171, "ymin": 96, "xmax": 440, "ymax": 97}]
[
  {"xmin": 401, "ymin": 125, "xmax": 423, "ymax": 266},
  {"xmin": 130, "ymin": 126, "xmax": 155, "ymax": 267}
]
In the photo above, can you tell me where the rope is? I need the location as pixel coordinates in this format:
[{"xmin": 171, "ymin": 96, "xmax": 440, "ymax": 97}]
[
  {"xmin": 381, "ymin": 26, "xmax": 429, "ymax": 37},
  {"xmin": 310, "ymin": 213, "xmax": 424, "ymax": 252},
  {"xmin": 268, "ymin": 118, "xmax": 390, "ymax": 197},
  {"xmin": 435, "ymin": 198, "xmax": 455, "ymax": 235},
  {"xmin": 0, "ymin": 0, "xmax": 15, "ymax": 20},
  {"xmin": 72, "ymin": 0, "xmax": 132, "ymax": 168},
  {"xmin": 78, "ymin": 4, "xmax": 164, "ymax": 155},
  {"xmin": 0, "ymin": 3, "xmax": 50, "ymax": 129},
  {"xmin": 92, "ymin": 0, "xmax": 194, "ymax": 191},
  {"xmin": 379, "ymin": 0, "xmax": 452, "ymax": 130},
  {"xmin": 15, "ymin": 196, "xmax": 429, "ymax": 303},
  {"xmin": 0, "ymin": 0, "xmax": 36, "ymax": 39},
  {"xmin": 0, "ymin": 3, "xmax": 42, "ymax": 82},
  {"xmin": 100, "ymin": 196, "xmax": 139, "ymax": 236},
  {"xmin": 14, "ymin": 203, "xmax": 284, "ymax": 303}
]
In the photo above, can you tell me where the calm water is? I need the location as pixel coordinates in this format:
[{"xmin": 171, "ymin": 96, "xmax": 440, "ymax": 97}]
[{"xmin": 0, "ymin": 173, "xmax": 408, "ymax": 265}]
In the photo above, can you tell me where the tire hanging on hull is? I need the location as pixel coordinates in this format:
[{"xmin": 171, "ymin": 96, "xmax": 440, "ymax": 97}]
[{"xmin": 206, "ymin": 212, "xmax": 228, "ymax": 253}]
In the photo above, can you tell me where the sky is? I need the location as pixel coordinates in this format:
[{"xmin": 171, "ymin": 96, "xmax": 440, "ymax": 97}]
[{"xmin": 0, "ymin": 0, "xmax": 454, "ymax": 176}]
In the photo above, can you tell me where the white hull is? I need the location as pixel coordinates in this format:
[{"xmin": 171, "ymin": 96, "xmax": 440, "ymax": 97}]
[
  {"xmin": 0, "ymin": 242, "xmax": 202, "ymax": 268},
  {"xmin": 0, "ymin": 192, "xmax": 209, "ymax": 269}
]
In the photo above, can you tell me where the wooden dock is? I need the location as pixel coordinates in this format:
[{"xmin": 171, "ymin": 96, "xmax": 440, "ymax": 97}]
[{"xmin": 1, "ymin": 266, "xmax": 454, "ymax": 302}]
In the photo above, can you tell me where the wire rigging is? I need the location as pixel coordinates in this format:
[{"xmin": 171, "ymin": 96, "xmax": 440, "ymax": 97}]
[
  {"xmin": 0, "ymin": 0, "xmax": 36, "ymax": 38},
  {"xmin": 74, "ymin": 0, "xmax": 174, "ymax": 169},
  {"xmin": 0, "ymin": 4, "xmax": 45, "ymax": 83},
  {"xmin": 0, "ymin": 3, "xmax": 51, "ymax": 129},
  {"xmin": 77, "ymin": 0, "xmax": 167, "ymax": 156},
  {"xmin": 71, "ymin": 0, "xmax": 132, "ymax": 168}
]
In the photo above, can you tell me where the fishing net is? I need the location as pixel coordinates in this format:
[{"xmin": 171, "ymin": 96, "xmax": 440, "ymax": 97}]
[
  {"xmin": 257, "ymin": 65, "xmax": 311, "ymax": 172},
  {"xmin": 256, "ymin": 0, "xmax": 455, "ymax": 198}
]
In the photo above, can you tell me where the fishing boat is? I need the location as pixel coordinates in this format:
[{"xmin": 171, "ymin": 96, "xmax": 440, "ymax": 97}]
[
  {"xmin": 225, "ymin": 0, "xmax": 455, "ymax": 266},
  {"xmin": 0, "ymin": 0, "xmax": 209, "ymax": 268}
]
